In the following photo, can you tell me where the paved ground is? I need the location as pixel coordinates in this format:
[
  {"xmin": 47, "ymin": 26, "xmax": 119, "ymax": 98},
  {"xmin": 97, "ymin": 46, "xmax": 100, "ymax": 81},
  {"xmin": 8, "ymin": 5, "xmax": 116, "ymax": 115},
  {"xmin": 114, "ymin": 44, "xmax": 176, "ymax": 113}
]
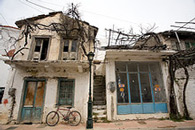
[{"xmin": 0, "ymin": 119, "xmax": 195, "ymax": 130}]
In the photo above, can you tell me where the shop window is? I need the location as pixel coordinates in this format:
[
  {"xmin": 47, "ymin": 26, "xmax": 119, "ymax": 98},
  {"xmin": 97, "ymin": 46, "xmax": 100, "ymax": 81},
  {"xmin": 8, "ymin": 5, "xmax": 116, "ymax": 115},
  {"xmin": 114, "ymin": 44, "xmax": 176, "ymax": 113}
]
[
  {"xmin": 32, "ymin": 38, "xmax": 49, "ymax": 60},
  {"xmin": 0, "ymin": 87, "xmax": 5, "ymax": 104},
  {"xmin": 116, "ymin": 62, "xmax": 166, "ymax": 104},
  {"xmin": 58, "ymin": 79, "xmax": 74, "ymax": 106},
  {"xmin": 61, "ymin": 39, "xmax": 78, "ymax": 60}
]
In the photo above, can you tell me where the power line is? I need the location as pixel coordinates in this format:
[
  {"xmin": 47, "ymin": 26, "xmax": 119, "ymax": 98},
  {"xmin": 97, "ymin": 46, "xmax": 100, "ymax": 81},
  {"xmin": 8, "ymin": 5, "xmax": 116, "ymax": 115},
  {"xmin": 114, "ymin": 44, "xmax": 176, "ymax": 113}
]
[
  {"xmin": 25, "ymin": 0, "xmax": 55, "ymax": 12},
  {"xmin": 0, "ymin": 13, "xmax": 9, "ymax": 25},
  {"xmin": 27, "ymin": 0, "xmax": 138, "ymax": 25},
  {"xmin": 19, "ymin": 0, "xmax": 44, "ymax": 13},
  {"xmin": 34, "ymin": 0, "xmax": 62, "ymax": 7}
]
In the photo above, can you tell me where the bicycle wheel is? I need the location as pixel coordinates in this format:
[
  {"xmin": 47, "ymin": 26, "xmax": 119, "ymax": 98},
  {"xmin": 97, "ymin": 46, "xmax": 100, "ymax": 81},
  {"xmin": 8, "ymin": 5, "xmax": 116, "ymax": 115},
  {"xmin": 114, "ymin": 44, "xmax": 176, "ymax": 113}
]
[
  {"xmin": 46, "ymin": 111, "xmax": 59, "ymax": 126},
  {"xmin": 68, "ymin": 111, "xmax": 81, "ymax": 126}
]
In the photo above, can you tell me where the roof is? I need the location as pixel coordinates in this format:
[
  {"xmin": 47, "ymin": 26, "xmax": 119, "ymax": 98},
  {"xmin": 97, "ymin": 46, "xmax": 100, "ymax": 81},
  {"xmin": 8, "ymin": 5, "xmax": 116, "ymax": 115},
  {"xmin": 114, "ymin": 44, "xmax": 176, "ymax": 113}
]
[
  {"xmin": 159, "ymin": 30, "xmax": 195, "ymax": 36},
  {"xmin": 15, "ymin": 11, "xmax": 98, "ymax": 31},
  {"xmin": 0, "ymin": 25, "xmax": 20, "ymax": 30},
  {"xmin": 15, "ymin": 11, "xmax": 62, "ymax": 28}
]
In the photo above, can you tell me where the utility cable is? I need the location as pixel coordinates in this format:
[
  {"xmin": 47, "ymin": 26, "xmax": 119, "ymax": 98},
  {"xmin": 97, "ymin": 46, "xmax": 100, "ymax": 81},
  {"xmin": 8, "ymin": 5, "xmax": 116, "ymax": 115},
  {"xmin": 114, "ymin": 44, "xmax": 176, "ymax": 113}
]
[
  {"xmin": 25, "ymin": 0, "xmax": 55, "ymax": 12},
  {"xmin": 0, "ymin": 13, "xmax": 9, "ymax": 25},
  {"xmin": 19, "ymin": 0, "xmax": 44, "ymax": 13}
]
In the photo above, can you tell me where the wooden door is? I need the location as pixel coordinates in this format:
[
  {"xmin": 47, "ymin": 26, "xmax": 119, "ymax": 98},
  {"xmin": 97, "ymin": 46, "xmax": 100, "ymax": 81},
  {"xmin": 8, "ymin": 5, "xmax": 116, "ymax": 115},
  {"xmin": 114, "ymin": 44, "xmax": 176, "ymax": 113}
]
[{"xmin": 21, "ymin": 80, "xmax": 45, "ymax": 123}]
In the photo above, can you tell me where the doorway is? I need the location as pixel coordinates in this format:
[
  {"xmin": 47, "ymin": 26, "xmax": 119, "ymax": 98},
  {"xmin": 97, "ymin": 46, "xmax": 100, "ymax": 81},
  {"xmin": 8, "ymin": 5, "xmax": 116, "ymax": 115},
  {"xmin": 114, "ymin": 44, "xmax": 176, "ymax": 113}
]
[{"xmin": 21, "ymin": 79, "xmax": 46, "ymax": 123}]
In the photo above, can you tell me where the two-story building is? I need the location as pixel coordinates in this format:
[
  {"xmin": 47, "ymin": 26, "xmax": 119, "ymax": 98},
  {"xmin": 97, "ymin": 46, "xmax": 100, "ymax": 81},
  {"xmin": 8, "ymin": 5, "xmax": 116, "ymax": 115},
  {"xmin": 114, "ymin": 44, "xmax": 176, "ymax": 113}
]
[{"xmin": 1, "ymin": 11, "xmax": 98, "ymax": 124}]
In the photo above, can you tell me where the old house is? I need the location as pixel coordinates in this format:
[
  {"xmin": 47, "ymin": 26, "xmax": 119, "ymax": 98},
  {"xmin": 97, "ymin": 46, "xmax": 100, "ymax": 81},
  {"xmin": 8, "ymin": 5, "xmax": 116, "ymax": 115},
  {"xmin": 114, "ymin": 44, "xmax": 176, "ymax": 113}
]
[
  {"xmin": 101, "ymin": 30, "xmax": 195, "ymax": 121},
  {"xmin": 1, "ymin": 11, "xmax": 98, "ymax": 124}
]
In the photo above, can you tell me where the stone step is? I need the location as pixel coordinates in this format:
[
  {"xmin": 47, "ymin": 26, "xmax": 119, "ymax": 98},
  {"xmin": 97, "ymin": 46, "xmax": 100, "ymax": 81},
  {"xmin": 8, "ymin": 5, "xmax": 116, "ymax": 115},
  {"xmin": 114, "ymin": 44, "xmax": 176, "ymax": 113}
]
[
  {"xmin": 93, "ymin": 105, "xmax": 106, "ymax": 109},
  {"xmin": 94, "ymin": 76, "xmax": 105, "ymax": 79},
  {"xmin": 94, "ymin": 96, "xmax": 105, "ymax": 100},
  {"xmin": 93, "ymin": 92, "xmax": 104, "ymax": 96},
  {"xmin": 94, "ymin": 100, "xmax": 106, "ymax": 105},
  {"xmin": 93, "ymin": 114, "xmax": 107, "ymax": 119},
  {"xmin": 94, "ymin": 85, "xmax": 105, "ymax": 88},
  {"xmin": 93, "ymin": 109, "xmax": 106, "ymax": 115},
  {"xmin": 94, "ymin": 88, "xmax": 105, "ymax": 91}
]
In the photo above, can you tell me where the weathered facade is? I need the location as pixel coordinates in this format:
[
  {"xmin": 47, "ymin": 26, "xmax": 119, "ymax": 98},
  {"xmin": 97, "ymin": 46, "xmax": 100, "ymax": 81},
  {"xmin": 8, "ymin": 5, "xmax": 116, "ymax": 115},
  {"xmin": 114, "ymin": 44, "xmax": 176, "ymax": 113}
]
[
  {"xmin": 1, "ymin": 12, "xmax": 98, "ymax": 124},
  {"xmin": 104, "ymin": 30, "xmax": 195, "ymax": 121}
]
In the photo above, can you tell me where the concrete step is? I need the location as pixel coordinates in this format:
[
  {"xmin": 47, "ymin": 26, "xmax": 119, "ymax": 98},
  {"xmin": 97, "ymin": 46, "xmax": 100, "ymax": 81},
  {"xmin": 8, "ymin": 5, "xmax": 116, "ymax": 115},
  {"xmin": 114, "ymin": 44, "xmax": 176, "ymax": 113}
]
[
  {"xmin": 93, "ymin": 114, "xmax": 107, "ymax": 119},
  {"xmin": 94, "ymin": 100, "xmax": 106, "ymax": 105},
  {"xmin": 93, "ymin": 105, "xmax": 106, "ymax": 109},
  {"xmin": 93, "ymin": 93, "xmax": 105, "ymax": 97},
  {"xmin": 93, "ymin": 110, "xmax": 106, "ymax": 115},
  {"xmin": 94, "ymin": 96, "xmax": 105, "ymax": 100},
  {"xmin": 93, "ymin": 89, "xmax": 105, "ymax": 93}
]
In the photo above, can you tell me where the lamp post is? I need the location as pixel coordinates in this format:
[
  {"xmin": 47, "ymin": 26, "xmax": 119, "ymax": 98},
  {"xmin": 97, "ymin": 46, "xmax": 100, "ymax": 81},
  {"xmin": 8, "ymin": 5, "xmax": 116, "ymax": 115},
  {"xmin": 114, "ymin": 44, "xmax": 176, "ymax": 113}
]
[{"xmin": 86, "ymin": 52, "xmax": 94, "ymax": 129}]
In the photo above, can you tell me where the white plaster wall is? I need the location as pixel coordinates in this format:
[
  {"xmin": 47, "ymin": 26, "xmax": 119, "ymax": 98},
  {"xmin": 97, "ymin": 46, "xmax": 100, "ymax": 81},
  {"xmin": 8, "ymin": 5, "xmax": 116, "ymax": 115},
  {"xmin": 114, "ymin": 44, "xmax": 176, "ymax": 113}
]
[
  {"xmin": 0, "ymin": 27, "xmax": 20, "ymax": 123},
  {"xmin": 0, "ymin": 58, "xmax": 10, "ymax": 87},
  {"xmin": 0, "ymin": 66, "xmax": 25, "ymax": 124},
  {"xmin": 105, "ymin": 60, "xmax": 117, "ymax": 121},
  {"xmin": 175, "ymin": 64, "xmax": 195, "ymax": 119}
]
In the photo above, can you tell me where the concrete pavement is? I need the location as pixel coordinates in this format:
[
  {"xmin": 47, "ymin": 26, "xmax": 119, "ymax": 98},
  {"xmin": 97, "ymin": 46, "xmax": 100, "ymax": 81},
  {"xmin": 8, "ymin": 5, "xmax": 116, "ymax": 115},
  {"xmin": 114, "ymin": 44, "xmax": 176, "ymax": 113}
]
[{"xmin": 1, "ymin": 119, "xmax": 195, "ymax": 130}]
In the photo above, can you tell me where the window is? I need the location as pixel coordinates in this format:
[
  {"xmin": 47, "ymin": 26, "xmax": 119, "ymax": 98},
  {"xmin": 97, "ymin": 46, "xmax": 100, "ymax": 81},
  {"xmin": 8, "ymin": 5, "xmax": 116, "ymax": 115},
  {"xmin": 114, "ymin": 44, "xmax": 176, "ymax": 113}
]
[
  {"xmin": 185, "ymin": 42, "xmax": 195, "ymax": 50},
  {"xmin": 116, "ymin": 62, "xmax": 166, "ymax": 104},
  {"xmin": 116, "ymin": 62, "xmax": 167, "ymax": 114},
  {"xmin": 0, "ymin": 87, "xmax": 5, "ymax": 104},
  {"xmin": 61, "ymin": 39, "xmax": 78, "ymax": 60},
  {"xmin": 58, "ymin": 79, "xmax": 74, "ymax": 106},
  {"xmin": 171, "ymin": 41, "xmax": 180, "ymax": 50},
  {"xmin": 32, "ymin": 38, "xmax": 49, "ymax": 60}
]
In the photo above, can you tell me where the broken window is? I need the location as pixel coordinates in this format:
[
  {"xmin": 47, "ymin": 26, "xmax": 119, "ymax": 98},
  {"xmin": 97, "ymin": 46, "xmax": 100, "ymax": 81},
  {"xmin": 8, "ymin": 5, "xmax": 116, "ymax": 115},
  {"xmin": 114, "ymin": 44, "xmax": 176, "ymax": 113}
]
[
  {"xmin": 32, "ymin": 38, "xmax": 49, "ymax": 60},
  {"xmin": 61, "ymin": 39, "xmax": 78, "ymax": 60},
  {"xmin": 0, "ymin": 87, "xmax": 5, "ymax": 104},
  {"xmin": 58, "ymin": 79, "xmax": 74, "ymax": 106}
]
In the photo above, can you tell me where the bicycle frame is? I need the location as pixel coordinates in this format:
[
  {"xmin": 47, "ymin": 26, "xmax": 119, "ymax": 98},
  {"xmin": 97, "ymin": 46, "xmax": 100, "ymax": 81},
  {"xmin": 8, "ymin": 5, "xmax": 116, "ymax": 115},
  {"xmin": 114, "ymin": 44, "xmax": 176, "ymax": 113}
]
[{"xmin": 56, "ymin": 107, "xmax": 71, "ymax": 120}]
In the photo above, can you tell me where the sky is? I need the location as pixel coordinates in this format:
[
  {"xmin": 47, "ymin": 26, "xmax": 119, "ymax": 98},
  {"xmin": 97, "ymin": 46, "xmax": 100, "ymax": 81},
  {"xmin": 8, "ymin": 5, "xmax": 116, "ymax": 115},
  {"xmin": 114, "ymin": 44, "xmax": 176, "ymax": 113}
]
[{"xmin": 0, "ymin": 0, "xmax": 195, "ymax": 43}]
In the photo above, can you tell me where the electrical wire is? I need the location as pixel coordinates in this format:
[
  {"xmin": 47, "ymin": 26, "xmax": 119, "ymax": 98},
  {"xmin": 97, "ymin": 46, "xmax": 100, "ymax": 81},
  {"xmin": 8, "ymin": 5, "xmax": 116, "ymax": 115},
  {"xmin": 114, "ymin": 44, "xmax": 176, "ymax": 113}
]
[
  {"xmin": 25, "ymin": 0, "xmax": 55, "ymax": 12},
  {"xmin": 19, "ymin": 0, "xmax": 44, "ymax": 13},
  {"xmin": 0, "ymin": 13, "xmax": 9, "ymax": 25}
]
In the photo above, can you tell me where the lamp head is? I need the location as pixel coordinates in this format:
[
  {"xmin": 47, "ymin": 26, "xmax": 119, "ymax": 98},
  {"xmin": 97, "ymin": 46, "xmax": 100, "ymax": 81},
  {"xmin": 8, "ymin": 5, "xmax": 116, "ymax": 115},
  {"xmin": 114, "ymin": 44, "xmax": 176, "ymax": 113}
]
[{"xmin": 87, "ymin": 52, "xmax": 94, "ymax": 62}]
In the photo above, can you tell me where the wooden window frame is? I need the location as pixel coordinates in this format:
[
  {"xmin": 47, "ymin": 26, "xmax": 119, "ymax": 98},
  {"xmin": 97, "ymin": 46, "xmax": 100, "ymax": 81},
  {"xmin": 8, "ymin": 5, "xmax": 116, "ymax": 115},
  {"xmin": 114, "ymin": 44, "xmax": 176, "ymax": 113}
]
[
  {"xmin": 60, "ymin": 39, "xmax": 78, "ymax": 60},
  {"xmin": 57, "ymin": 78, "xmax": 75, "ymax": 106},
  {"xmin": 28, "ymin": 36, "xmax": 51, "ymax": 61}
]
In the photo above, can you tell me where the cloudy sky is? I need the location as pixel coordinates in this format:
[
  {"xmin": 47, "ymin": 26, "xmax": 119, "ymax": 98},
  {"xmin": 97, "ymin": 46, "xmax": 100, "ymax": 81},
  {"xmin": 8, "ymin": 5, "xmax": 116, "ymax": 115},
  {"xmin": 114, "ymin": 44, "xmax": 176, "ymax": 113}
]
[{"xmin": 0, "ymin": 0, "xmax": 195, "ymax": 41}]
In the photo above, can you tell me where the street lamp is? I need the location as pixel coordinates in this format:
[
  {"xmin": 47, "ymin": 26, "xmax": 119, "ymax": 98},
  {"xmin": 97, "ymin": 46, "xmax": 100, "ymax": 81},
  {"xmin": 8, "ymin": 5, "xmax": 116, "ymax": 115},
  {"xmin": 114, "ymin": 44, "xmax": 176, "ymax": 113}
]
[{"xmin": 86, "ymin": 52, "xmax": 94, "ymax": 129}]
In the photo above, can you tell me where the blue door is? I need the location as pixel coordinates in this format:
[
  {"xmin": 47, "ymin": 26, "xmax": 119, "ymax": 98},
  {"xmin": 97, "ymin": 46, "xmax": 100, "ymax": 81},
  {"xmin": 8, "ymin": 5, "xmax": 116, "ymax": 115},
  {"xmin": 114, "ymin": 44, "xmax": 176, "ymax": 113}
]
[
  {"xmin": 21, "ymin": 80, "xmax": 46, "ymax": 123},
  {"xmin": 116, "ymin": 62, "xmax": 168, "ymax": 114}
]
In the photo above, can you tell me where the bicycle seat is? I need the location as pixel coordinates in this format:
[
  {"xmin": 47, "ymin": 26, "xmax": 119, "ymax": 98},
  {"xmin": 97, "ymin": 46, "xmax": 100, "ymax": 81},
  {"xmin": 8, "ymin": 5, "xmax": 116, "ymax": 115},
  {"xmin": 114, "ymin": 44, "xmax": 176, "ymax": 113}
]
[{"xmin": 67, "ymin": 107, "xmax": 72, "ymax": 109}]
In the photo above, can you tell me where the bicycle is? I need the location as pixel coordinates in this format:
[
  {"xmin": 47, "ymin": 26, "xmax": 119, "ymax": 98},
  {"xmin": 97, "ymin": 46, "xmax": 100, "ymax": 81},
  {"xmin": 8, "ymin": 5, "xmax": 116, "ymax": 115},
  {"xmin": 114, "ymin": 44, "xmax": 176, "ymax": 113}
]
[{"xmin": 46, "ymin": 105, "xmax": 81, "ymax": 126}]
